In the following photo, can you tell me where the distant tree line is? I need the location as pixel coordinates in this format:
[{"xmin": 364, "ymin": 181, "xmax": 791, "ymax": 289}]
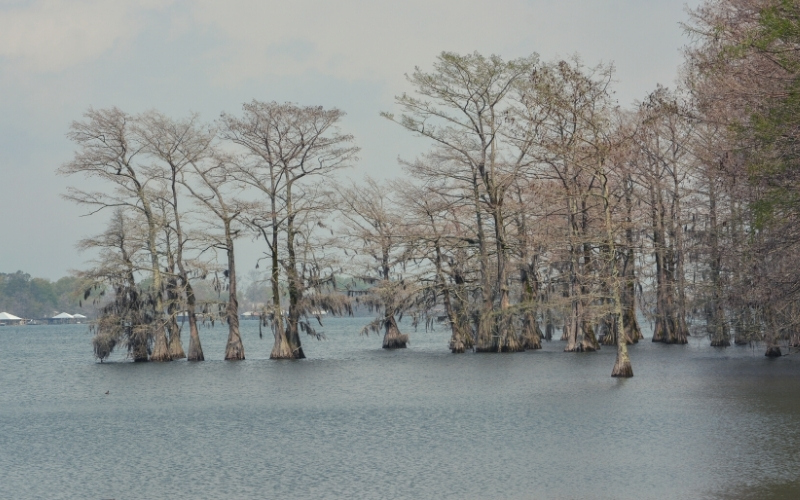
[
  {"xmin": 60, "ymin": 0, "xmax": 800, "ymax": 376},
  {"xmin": 0, "ymin": 271, "xmax": 90, "ymax": 319}
]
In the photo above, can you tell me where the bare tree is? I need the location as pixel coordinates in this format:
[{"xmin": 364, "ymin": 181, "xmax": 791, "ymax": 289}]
[
  {"xmin": 136, "ymin": 111, "xmax": 214, "ymax": 360},
  {"xmin": 181, "ymin": 152, "xmax": 250, "ymax": 361},
  {"xmin": 400, "ymin": 179, "xmax": 476, "ymax": 353},
  {"xmin": 81, "ymin": 209, "xmax": 151, "ymax": 362},
  {"xmin": 385, "ymin": 51, "xmax": 539, "ymax": 352},
  {"xmin": 60, "ymin": 107, "xmax": 172, "ymax": 361},
  {"xmin": 521, "ymin": 58, "xmax": 620, "ymax": 352},
  {"xmin": 220, "ymin": 101, "xmax": 359, "ymax": 359},
  {"xmin": 335, "ymin": 177, "xmax": 414, "ymax": 348}
]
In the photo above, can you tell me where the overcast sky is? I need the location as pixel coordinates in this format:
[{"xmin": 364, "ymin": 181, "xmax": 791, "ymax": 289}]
[{"xmin": 0, "ymin": 0, "xmax": 700, "ymax": 280}]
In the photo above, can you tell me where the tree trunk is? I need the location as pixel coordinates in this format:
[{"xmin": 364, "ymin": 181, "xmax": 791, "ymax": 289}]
[
  {"xmin": 130, "ymin": 324, "xmax": 150, "ymax": 362},
  {"xmin": 564, "ymin": 298, "xmax": 585, "ymax": 352},
  {"xmin": 707, "ymin": 175, "xmax": 730, "ymax": 347},
  {"xmin": 472, "ymin": 172, "xmax": 496, "ymax": 352},
  {"xmin": 145, "ymin": 204, "xmax": 171, "ymax": 362},
  {"xmin": 544, "ymin": 309, "xmax": 555, "ymax": 341},
  {"xmin": 519, "ymin": 262, "xmax": 542, "ymax": 350},
  {"xmin": 579, "ymin": 212, "xmax": 599, "ymax": 352},
  {"xmin": 621, "ymin": 178, "xmax": 642, "ymax": 344},
  {"xmin": 434, "ymin": 246, "xmax": 471, "ymax": 353},
  {"xmin": 600, "ymin": 172, "xmax": 632, "ymax": 377},
  {"xmin": 581, "ymin": 321, "xmax": 599, "ymax": 351},
  {"xmin": 224, "ymin": 227, "xmax": 245, "ymax": 360},
  {"xmin": 185, "ymin": 281, "xmax": 204, "ymax": 361},
  {"xmin": 493, "ymin": 201, "xmax": 522, "ymax": 353},
  {"xmin": 382, "ymin": 314, "xmax": 408, "ymax": 349},
  {"xmin": 650, "ymin": 185, "xmax": 688, "ymax": 344},
  {"xmin": 166, "ymin": 275, "xmax": 186, "ymax": 359},
  {"xmin": 271, "ymin": 184, "xmax": 304, "ymax": 360}
]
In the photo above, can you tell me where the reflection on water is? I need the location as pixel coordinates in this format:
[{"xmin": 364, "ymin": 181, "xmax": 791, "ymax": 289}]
[{"xmin": 0, "ymin": 319, "xmax": 799, "ymax": 499}]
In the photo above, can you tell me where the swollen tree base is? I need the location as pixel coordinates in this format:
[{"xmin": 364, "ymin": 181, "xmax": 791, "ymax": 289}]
[
  {"xmin": 449, "ymin": 339, "xmax": 468, "ymax": 353},
  {"xmin": 611, "ymin": 358, "xmax": 634, "ymax": 378},
  {"xmin": 270, "ymin": 332, "xmax": 305, "ymax": 359},
  {"xmin": 270, "ymin": 347, "xmax": 306, "ymax": 359},
  {"xmin": 150, "ymin": 327, "xmax": 172, "ymax": 362},
  {"xmin": 383, "ymin": 316, "xmax": 408, "ymax": 349},
  {"xmin": 448, "ymin": 324, "xmax": 473, "ymax": 353},
  {"xmin": 224, "ymin": 336, "xmax": 245, "ymax": 360},
  {"xmin": 520, "ymin": 313, "xmax": 542, "ymax": 350},
  {"xmin": 130, "ymin": 331, "xmax": 149, "ymax": 362},
  {"xmin": 765, "ymin": 346, "xmax": 782, "ymax": 358},
  {"xmin": 521, "ymin": 336, "xmax": 542, "ymax": 350},
  {"xmin": 169, "ymin": 334, "xmax": 186, "ymax": 359},
  {"xmin": 564, "ymin": 344, "xmax": 594, "ymax": 353},
  {"xmin": 383, "ymin": 333, "xmax": 409, "ymax": 349},
  {"xmin": 187, "ymin": 343, "xmax": 204, "ymax": 361},
  {"xmin": 187, "ymin": 318, "xmax": 204, "ymax": 361}
]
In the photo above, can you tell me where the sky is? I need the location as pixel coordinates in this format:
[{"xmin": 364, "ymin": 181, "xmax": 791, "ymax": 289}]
[{"xmin": 0, "ymin": 0, "xmax": 701, "ymax": 280}]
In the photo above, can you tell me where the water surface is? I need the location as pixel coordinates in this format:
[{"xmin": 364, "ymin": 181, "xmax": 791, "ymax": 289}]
[{"xmin": 1, "ymin": 319, "xmax": 798, "ymax": 499}]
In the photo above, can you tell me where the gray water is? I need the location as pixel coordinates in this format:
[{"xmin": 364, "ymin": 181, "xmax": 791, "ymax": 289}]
[{"xmin": 1, "ymin": 319, "xmax": 799, "ymax": 500}]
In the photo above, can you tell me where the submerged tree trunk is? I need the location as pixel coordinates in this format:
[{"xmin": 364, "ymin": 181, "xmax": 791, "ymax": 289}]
[
  {"xmin": 436, "ymin": 247, "xmax": 472, "ymax": 354},
  {"xmin": 130, "ymin": 325, "xmax": 150, "ymax": 362},
  {"xmin": 223, "ymin": 227, "xmax": 245, "ymax": 360},
  {"xmin": 564, "ymin": 298, "xmax": 585, "ymax": 352},
  {"xmin": 544, "ymin": 309, "xmax": 555, "ymax": 341},
  {"xmin": 579, "ymin": 212, "xmax": 600, "ymax": 352},
  {"xmin": 270, "ymin": 322, "xmax": 303, "ymax": 359},
  {"xmin": 166, "ymin": 272, "xmax": 186, "ymax": 359},
  {"xmin": 150, "ymin": 321, "xmax": 171, "ymax": 362},
  {"xmin": 707, "ymin": 177, "xmax": 730, "ymax": 347},
  {"xmin": 472, "ymin": 172, "xmax": 497, "ymax": 353},
  {"xmin": 520, "ymin": 310, "xmax": 543, "ymax": 350},
  {"xmin": 611, "ymin": 313, "xmax": 634, "ymax": 377},
  {"xmin": 622, "ymin": 177, "xmax": 642, "ymax": 344},
  {"xmin": 519, "ymin": 259, "xmax": 542, "ymax": 350},
  {"xmin": 650, "ymin": 186, "xmax": 688, "ymax": 345},
  {"xmin": 382, "ymin": 314, "xmax": 408, "ymax": 349},
  {"xmin": 600, "ymin": 172, "xmax": 632, "ymax": 377},
  {"xmin": 147, "ymin": 227, "xmax": 171, "ymax": 361},
  {"xmin": 562, "ymin": 197, "xmax": 597, "ymax": 353},
  {"xmin": 271, "ymin": 185, "xmax": 305, "ymax": 360},
  {"xmin": 185, "ymin": 281, "xmax": 204, "ymax": 361}
]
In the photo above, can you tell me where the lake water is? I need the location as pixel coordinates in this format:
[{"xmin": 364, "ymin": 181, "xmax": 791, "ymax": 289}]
[{"xmin": 1, "ymin": 318, "xmax": 799, "ymax": 499}]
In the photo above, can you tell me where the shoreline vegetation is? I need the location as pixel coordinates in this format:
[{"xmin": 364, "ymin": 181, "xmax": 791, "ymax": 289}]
[{"xmin": 54, "ymin": 0, "xmax": 800, "ymax": 377}]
